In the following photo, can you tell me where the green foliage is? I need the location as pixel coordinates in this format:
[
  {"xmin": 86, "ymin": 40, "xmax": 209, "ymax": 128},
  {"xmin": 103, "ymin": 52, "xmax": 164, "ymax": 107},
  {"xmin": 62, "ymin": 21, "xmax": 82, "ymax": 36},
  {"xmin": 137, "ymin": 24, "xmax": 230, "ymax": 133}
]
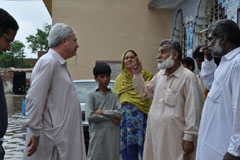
[
  {"xmin": 0, "ymin": 40, "xmax": 32, "ymax": 68},
  {"xmin": 26, "ymin": 24, "xmax": 51, "ymax": 53}
]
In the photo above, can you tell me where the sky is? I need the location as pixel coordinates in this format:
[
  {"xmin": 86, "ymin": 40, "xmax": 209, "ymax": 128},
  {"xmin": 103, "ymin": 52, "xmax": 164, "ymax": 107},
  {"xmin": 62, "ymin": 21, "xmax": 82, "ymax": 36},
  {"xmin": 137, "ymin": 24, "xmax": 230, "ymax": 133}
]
[{"xmin": 0, "ymin": 0, "xmax": 52, "ymax": 58}]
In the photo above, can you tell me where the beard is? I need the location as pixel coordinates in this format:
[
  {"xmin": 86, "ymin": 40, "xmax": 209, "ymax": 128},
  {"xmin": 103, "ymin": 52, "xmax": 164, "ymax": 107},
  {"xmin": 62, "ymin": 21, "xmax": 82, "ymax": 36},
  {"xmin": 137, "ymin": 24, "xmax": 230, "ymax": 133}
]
[
  {"xmin": 210, "ymin": 39, "xmax": 224, "ymax": 58},
  {"xmin": 157, "ymin": 55, "xmax": 174, "ymax": 70}
]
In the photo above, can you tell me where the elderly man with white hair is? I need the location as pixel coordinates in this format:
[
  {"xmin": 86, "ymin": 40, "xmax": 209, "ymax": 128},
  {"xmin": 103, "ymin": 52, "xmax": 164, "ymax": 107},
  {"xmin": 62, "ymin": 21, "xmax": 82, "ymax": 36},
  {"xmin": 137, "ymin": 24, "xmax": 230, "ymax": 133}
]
[
  {"xmin": 130, "ymin": 40, "xmax": 201, "ymax": 160},
  {"xmin": 23, "ymin": 23, "xmax": 86, "ymax": 160}
]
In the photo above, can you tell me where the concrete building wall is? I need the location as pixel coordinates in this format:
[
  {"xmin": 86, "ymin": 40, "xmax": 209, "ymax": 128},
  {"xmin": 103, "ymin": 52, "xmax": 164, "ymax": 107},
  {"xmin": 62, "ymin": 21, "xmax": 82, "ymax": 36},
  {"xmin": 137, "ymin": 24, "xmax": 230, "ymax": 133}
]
[
  {"xmin": 172, "ymin": 0, "xmax": 199, "ymax": 32},
  {"xmin": 51, "ymin": 0, "xmax": 172, "ymax": 79}
]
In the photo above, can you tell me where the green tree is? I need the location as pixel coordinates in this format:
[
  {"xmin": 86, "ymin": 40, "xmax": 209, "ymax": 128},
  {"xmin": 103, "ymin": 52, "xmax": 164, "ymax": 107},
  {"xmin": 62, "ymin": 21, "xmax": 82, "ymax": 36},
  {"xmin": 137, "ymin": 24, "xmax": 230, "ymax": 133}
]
[
  {"xmin": 26, "ymin": 24, "xmax": 51, "ymax": 53},
  {"xmin": 0, "ymin": 40, "xmax": 32, "ymax": 68}
]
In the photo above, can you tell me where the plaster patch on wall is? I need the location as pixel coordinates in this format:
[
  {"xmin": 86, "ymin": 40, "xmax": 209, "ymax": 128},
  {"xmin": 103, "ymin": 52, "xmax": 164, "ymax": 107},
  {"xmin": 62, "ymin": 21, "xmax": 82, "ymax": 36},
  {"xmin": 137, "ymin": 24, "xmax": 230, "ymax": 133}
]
[{"xmin": 5, "ymin": 80, "xmax": 13, "ymax": 93}]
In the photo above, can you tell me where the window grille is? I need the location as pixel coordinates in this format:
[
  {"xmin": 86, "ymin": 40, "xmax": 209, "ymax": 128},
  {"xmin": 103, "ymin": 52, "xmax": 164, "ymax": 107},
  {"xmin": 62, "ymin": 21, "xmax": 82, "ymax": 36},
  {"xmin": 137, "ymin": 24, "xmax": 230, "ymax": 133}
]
[{"xmin": 198, "ymin": 0, "xmax": 224, "ymax": 45}]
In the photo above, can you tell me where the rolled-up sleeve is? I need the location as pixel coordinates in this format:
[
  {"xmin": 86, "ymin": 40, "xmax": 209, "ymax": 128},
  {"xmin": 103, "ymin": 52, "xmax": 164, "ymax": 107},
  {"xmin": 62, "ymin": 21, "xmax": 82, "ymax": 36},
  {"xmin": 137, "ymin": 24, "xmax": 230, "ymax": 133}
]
[{"xmin": 200, "ymin": 59, "xmax": 216, "ymax": 90}]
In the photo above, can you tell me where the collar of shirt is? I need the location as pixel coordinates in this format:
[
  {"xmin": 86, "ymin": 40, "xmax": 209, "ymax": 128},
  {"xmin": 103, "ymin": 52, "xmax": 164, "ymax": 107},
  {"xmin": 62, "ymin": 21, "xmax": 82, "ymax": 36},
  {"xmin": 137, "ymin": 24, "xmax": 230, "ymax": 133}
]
[
  {"xmin": 222, "ymin": 46, "xmax": 240, "ymax": 62},
  {"xmin": 48, "ymin": 48, "xmax": 66, "ymax": 65},
  {"xmin": 162, "ymin": 64, "xmax": 183, "ymax": 78},
  {"xmin": 96, "ymin": 88, "xmax": 111, "ymax": 92}
]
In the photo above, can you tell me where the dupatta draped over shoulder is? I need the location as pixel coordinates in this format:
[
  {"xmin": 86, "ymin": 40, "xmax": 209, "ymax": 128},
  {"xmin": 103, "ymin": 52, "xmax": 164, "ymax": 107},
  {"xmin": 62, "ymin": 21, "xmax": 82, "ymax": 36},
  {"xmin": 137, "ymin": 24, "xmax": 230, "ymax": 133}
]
[{"xmin": 114, "ymin": 51, "xmax": 153, "ymax": 114}]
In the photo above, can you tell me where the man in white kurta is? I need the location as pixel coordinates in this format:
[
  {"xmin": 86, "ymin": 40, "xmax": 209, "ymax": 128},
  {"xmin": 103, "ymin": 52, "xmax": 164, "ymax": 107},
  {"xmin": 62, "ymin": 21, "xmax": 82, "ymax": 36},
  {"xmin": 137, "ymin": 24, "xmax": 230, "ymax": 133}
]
[
  {"xmin": 23, "ymin": 23, "xmax": 86, "ymax": 160},
  {"xmin": 131, "ymin": 40, "xmax": 201, "ymax": 160},
  {"xmin": 196, "ymin": 19, "xmax": 240, "ymax": 160}
]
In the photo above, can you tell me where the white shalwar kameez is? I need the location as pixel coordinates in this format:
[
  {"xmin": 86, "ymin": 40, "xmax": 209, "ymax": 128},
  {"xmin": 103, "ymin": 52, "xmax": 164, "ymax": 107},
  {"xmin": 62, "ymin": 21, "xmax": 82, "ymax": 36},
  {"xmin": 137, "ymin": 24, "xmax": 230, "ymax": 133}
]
[
  {"xmin": 23, "ymin": 49, "xmax": 86, "ymax": 160},
  {"xmin": 132, "ymin": 65, "xmax": 201, "ymax": 160},
  {"xmin": 196, "ymin": 47, "xmax": 240, "ymax": 160}
]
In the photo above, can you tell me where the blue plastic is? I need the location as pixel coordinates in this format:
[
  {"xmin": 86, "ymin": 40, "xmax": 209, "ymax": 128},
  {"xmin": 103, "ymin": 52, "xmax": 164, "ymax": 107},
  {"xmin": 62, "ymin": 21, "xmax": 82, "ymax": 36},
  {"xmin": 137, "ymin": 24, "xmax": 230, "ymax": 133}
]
[{"xmin": 22, "ymin": 99, "xmax": 26, "ymax": 116}]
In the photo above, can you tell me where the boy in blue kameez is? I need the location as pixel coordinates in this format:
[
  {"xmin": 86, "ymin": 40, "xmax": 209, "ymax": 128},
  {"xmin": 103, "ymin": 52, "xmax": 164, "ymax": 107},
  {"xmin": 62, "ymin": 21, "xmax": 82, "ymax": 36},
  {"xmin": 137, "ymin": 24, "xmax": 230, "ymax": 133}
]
[{"xmin": 86, "ymin": 62, "xmax": 122, "ymax": 160}]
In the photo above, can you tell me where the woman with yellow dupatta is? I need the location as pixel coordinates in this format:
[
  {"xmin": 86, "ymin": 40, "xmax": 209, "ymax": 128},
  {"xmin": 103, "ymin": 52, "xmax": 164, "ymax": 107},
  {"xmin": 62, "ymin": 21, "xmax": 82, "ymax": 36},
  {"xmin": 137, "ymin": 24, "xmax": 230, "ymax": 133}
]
[{"xmin": 114, "ymin": 50, "xmax": 152, "ymax": 160}]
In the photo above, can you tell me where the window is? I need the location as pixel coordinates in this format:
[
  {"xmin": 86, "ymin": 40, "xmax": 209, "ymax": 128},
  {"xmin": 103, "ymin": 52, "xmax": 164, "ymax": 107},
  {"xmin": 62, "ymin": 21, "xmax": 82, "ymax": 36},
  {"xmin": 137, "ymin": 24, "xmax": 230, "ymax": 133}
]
[
  {"xmin": 173, "ymin": 10, "xmax": 186, "ymax": 56},
  {"xmin": 198, "ymin": 0, "xmax": 224, "ymax": 45}
]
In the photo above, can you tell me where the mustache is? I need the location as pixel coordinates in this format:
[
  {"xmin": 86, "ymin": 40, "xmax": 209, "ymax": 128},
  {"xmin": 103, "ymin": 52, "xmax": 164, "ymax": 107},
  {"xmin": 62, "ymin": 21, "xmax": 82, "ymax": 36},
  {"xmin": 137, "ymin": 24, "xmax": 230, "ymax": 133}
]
[{"xmin": 158, "ymin": 59, "xmax": 164, "ymax": 63}]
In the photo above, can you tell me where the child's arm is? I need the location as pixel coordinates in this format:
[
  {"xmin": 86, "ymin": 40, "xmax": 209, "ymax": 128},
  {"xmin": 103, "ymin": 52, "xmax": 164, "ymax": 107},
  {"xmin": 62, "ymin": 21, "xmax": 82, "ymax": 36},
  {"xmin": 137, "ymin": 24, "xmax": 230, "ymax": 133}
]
[
  {"xmin": 95, "ymin": 110, "xmax": 120, "ymax": 126},
  {"xmin": 86, "ymin": 94, "xmax": 110, "ymax": 123},
  {"xmin": 101, "ymin": 93, "xmax": 122, "ymax": 119}
]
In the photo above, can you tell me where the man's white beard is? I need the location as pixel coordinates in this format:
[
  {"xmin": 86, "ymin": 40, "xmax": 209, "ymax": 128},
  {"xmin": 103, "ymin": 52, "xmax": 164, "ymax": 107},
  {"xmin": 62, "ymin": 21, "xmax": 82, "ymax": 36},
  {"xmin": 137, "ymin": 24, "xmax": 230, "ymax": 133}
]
[
  {"xmin": 211, "ymin": 39, "xmax": 224, "ymax": 58},
  {"xmin": 157, "ymin": 55, "xmax": 174, "ymax": 70}
]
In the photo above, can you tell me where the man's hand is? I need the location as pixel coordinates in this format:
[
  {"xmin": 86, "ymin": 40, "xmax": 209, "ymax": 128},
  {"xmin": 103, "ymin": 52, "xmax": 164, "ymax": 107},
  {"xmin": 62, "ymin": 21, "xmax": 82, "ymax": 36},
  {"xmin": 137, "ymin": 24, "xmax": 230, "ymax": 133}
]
[
  {"xmin": 182, "ymin": 140, "xmax": 194, "ymax": 155},
  {"xmin": 183, "ymin": 153, "xmax": 194, "ymax": 160},
  {"xmin": 27, "ymin": 135, "xmax": 39, "ymax": 157},
  {"xmin": 94, "ymin": 109, "xmax": 103, "ymax": 114},
  {"xmin": 223, "ymin": 152, "xmax": 240, "ymax": 160},
  {"xmin": 130, "ymin": 57, "xmax": 142, "ymax": 74},
  {"xmin": 110, "ymin": 117, "xmax": 120, "ymax": 126},
  {"xmin": 200, "ymin": 45, "xmax": 213, "ymax": 61}
]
